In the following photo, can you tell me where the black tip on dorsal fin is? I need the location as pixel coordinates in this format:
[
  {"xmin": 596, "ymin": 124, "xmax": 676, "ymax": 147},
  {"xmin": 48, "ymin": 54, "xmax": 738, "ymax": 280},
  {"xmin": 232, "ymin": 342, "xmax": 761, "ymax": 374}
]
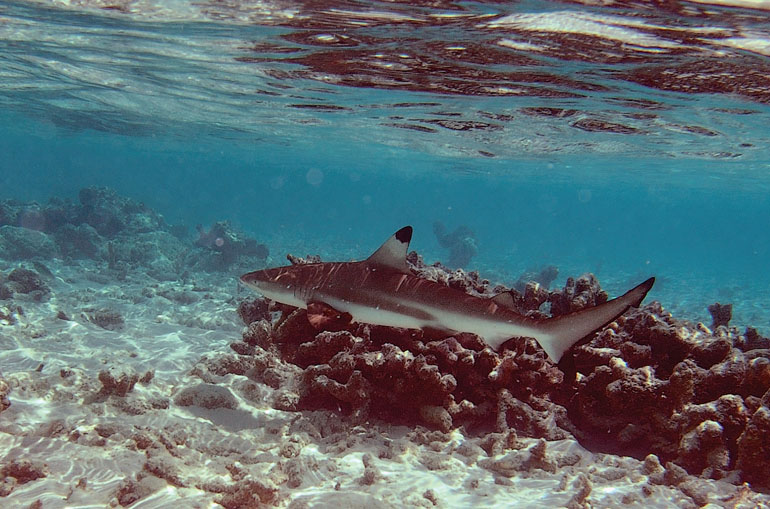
[
  {"xmin": 366, "ymin": 226, "xmax": 412, "ymax": 273},
  {"xmin": 395, "ymin": 226, "xmax": 413, "ymax": 244}
]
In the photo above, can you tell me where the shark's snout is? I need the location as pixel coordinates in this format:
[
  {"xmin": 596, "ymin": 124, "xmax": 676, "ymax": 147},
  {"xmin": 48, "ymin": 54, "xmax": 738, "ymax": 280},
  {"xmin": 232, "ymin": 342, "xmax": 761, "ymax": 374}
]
[{"xmin": 239, "ymin": 270, "xmax": 264, "ymax": 290}]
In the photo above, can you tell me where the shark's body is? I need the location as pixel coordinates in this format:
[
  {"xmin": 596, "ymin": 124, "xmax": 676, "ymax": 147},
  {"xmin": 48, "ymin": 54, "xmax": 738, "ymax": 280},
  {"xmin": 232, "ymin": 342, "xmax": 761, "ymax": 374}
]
[{"xmin": 241, "ymin": 226, "xmax": 654, "ymax": 362}]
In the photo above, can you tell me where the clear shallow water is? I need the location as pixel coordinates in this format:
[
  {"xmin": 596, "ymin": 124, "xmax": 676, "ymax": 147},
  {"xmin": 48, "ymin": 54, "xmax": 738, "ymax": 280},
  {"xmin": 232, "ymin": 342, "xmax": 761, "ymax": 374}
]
[
  {"xmin": 2, "ymin": 2, "xmax": 770, "ymax": 507},
  {"xmin": 1, "ymin": 0, "xmax": 769, "ymax": 330}
]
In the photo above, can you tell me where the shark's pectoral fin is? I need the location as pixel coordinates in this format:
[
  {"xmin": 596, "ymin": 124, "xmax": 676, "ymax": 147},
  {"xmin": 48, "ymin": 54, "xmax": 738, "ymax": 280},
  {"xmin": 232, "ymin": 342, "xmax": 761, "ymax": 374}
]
[
  {"xmin": 422, "ymin": 326, "xmax": 459, "ymax": 340},
  {"xmin": 307, "ymin": 301, "xmax": 353, "ymax": 331}
]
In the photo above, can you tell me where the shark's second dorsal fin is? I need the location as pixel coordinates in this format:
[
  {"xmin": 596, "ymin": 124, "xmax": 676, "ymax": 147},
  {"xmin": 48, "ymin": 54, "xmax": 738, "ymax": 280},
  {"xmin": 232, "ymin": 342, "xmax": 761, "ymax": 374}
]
[
  {"xmin": 491, "ymin": 291, "xmax": 517, "ymax": 310},
  {"xmin": 366, "ymin": 226, "xmax": 412, "ymax": 273}
]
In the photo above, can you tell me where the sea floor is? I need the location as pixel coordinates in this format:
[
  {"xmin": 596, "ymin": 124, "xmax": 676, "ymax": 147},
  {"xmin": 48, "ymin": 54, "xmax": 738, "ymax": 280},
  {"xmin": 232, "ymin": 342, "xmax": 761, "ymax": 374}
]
[{"xmin": 1, "ymin": 258, "xmax": 768, "ymax": 508}]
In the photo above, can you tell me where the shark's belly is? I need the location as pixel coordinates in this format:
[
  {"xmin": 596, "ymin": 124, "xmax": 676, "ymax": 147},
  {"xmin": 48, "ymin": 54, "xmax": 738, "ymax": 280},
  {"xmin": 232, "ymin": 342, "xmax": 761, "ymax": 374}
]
[{"xmin": 321, "ymin": 295, "xmax": 428, "ymax": 330}]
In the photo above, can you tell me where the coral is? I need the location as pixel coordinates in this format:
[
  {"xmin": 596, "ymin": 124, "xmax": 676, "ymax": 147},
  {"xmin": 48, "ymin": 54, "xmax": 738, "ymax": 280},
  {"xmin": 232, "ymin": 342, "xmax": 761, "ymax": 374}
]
[
  {"xmin": 359, "ymin": 453, "xmax": 382, "ymax": 485},
  {"xmin": 229, "ymin": 261, "xmax": 770, "ymax": 489},
  {"xmin": 6, "ymin": 267, "xmax": 50, "ymax": 294},
  {"xmin": 116, "ymin": 475, "xmax": 167, "ymax": 507},
  {"xmin": 1, "ymin": 267, "xmax": 51, "ymax": 302},
  {"xmin": 216, "ymin": 478, "xmax": 279, "ymax": 508},
  {"xmin": 76, "ymin": 186, "xmax": 165, "ymax": 237},
  {"xmin": 98, "ymin": 366, "xmax": 139, "ymax": 396},
  {"xmin": 195, "ymin": 221, "xmax": 269, "ymax": 269},
  {"xmin": 406, "ymin": 251, "xmax": 493, "ymax": 298},
  {"xmin": 735, "ymin": 389, "xmax": 770, "ymax": 487},
  {"xmin": 235, "ymin": 264, "xmax": 585, "ymax": 436},
  {"xmin": 548, "ymin": 274, "xmax": 608, "ymax": 316},
  {"xmin": 2, "ymin": 189, "xmax": 269, "ymax": 278},
  {"xmin": 0, "ymin": 372, "xmax": 10, "ymax": 414},
  {"xmin": 708, "ymin": 302, "xmax": 732, "ymax": 329},
  {"xmin": 0, "ymin": 459, "xmax": 47, "ymax": 483},
  {"xmin": 237, "ymin": 297, "xmax": 270, "ymax": 326},
  {"xmin": 107, "ymin": 231, "xmax": 186, "ymax": 276},
  {"xmin": 432, "ymin": 221, "xmax": 477, "ymax": 268},
  {"xmin": 478, "ymin": 439, "xmax": 559, "ymax": 477},
  {"xmin": 569, "ymin": 301, "xmax": 770, "ymax": 486}
]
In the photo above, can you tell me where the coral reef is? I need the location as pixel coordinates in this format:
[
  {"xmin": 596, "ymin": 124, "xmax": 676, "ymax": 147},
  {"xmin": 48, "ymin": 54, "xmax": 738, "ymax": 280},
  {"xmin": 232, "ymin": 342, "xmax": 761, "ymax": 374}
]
[
  {"xmin": 567, "ymin": 302, "xmax": 770, "ymax": 487},
  {"xmin": 232, "ymin": 258, "xmax": 770, "ymax": 490},
  {"xmin": 432, "ymin": 221, "xmax": 477, "ymax": 268},
  {"xmin": 195, "ymin": 221, "xmax": 269, "ymax": 269},
  {"xmin": 0, "ymin": 188, "xmax": 268, "ymax": 275}
]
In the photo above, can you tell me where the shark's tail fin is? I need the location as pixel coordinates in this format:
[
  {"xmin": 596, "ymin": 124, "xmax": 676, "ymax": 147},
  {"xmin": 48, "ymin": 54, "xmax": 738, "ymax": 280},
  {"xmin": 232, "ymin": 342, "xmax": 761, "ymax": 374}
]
[{"xmin": 537, "ymin": 277, "xmax": 655, "ymax": 362}]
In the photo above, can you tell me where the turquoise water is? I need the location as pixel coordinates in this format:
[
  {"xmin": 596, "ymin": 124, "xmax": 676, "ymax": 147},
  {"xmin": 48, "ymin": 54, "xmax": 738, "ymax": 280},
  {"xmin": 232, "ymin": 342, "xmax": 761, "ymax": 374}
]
[
  {"xmin": 0, "ymin": 2, "xmax": 770, "ymax": 326},
  {"xmin": 3, "ymin": 1, "xmax": 770, "ymax": 506},
  {"xmin": 1, "ymin": 0, "xmax": 769, "ymax": 323}
]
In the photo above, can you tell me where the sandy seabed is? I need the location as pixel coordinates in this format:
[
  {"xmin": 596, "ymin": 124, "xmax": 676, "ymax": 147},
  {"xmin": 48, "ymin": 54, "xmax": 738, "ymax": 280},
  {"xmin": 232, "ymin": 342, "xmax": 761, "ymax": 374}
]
[{"xmin": 0, "ymin": 258, "xmax": 767, "ymax": 509}]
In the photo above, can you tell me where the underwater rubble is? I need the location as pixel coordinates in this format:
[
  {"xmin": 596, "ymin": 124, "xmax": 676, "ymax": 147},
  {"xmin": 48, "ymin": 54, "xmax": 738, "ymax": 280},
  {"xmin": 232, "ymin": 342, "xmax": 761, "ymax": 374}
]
[{"xmin": 227, "ymin": 254, "xmax": 770, "ymax": 493}]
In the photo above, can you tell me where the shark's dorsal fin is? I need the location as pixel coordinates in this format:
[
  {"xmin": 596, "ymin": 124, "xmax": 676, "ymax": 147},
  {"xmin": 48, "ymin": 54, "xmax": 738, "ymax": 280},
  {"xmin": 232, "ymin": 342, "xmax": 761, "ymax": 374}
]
[
  {"xmin": 366, "ymin": 226, "xmax": 412, "ymax": 273},
  {"xmin": 491, "ymin": 292, "xmax": 517, "ymax": 310}
]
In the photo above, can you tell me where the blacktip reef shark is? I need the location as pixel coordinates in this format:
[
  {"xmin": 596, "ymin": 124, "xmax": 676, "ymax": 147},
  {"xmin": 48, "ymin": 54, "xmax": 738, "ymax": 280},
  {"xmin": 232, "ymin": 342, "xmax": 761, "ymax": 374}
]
[{"xmin": 240, "ymin": 226, "xmax": 654, "ymax": 363}]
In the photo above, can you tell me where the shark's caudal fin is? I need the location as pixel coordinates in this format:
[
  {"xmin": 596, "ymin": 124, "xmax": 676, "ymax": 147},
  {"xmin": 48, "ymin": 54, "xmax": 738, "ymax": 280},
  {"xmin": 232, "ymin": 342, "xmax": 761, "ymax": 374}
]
[
  {"xmin": 366, "ymin": 226, "xmax": 412, "ymax": 273},
  {"xmin": 537, "ymin": 277, "xmax": 655, "ymax": 362}
]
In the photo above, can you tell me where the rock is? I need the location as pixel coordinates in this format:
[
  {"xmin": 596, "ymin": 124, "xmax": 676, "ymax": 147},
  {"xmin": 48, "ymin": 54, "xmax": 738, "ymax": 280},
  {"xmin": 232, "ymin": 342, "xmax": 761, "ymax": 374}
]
[
  {"xmin": 359, "ymin": 453, "xmax": 381, "ymax": 485},
  {"xmin": 2, "ymin": 267, "xmax": 51, "ymax": 301},
  {"xmin": 54, "ymin": 224, "xmax": 102, "ymax": 259},
  {"xmin": 1, "ymin": 459, "xmax": 47, "ymax": 483},
  {"xmin": 116, "ymin": 475, "xmax": 167, "ymax": 506},
  {"xmin": 0, "ymin": 225, "xmax": 59, "ymax": 260},
  {"xmin": 86, "ymin": 308, "xmax": 124, "ymax": 330},
  {"xmin": 175, "ymin": 383, "xmax": 238, "ymax": 410},
  {"xmin": 419, "ymin": 405, "xmax": 453, "ymax": 433}
]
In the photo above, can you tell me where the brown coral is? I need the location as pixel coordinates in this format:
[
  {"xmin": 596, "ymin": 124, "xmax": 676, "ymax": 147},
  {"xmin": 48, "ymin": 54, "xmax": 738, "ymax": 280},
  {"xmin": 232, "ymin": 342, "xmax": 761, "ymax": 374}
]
[
  {"xmin": 569, "ymin": 302, "xmax": 770, "ymax": 486},
  {"xmin": 231, "ymin": 263, "xmax": 770, "ymax": 489}
]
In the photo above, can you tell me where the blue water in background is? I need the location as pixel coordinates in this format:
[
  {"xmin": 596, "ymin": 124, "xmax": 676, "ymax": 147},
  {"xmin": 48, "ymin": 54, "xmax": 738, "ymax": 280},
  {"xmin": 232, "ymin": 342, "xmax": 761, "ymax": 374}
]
[{"xmin": 1, "ymin": 0, "xmax": 769, "ymax": 328}]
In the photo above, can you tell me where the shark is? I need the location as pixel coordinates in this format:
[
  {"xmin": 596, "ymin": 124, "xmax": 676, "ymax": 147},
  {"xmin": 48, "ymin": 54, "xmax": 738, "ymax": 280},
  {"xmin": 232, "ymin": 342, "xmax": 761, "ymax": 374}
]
[{"xmin": 240, "ymin": 226, "xmax": 654, "ymax": 363}]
